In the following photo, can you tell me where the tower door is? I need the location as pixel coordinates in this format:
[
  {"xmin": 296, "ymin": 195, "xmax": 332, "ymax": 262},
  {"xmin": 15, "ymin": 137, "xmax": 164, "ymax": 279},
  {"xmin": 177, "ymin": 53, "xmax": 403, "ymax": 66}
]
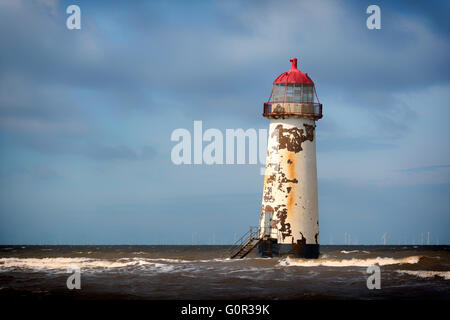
[{"xmin": 264, "ymin": 211, "xmax": 273, "ymax": 237}]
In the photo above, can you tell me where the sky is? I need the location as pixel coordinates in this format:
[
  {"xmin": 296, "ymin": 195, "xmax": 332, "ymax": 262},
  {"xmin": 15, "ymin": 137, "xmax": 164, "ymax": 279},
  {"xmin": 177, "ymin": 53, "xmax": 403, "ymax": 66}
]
[{"xmin": 0, "ymin": 0, "xmax": 449, "ymax": 245}]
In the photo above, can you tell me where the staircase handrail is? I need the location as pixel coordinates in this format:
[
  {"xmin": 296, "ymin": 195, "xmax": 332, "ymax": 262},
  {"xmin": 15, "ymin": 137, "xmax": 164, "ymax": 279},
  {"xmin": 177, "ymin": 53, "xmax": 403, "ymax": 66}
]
[{"xmin": 227, "ymin": 226, "xmax": 259, "ymax": 257}]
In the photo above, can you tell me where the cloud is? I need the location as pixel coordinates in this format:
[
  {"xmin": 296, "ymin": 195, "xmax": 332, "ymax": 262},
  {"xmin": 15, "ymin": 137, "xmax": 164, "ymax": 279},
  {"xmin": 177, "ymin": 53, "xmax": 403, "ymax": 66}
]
[
  {"xmin": 83, "ymin": 144, "xmax": 157, "ymax": 161},
  {"xmin": 0, "ymin": 0, "xmax": 447, "ymax": 163},
  {"xmin": 318, "ymin": 136, "xmax": 396, "ymax": 153},
  {"xmin": 3, "ymin": 1, "xmax": 448, "ymax": 100},
  {"xmin": 0, "ymin": 0, "xmax": 448, "ymax": 244},
  {"xmin": 0, "ymin": 164, "xmax": 62, "ymax": 181},
  {"xmin": 396, "ymin": 164, "xmax": 450, "ymax": 173}
]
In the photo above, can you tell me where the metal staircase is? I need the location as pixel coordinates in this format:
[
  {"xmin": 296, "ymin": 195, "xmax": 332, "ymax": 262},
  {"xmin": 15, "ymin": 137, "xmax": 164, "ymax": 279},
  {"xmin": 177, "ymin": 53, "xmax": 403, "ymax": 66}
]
[{"xmin": 228, "ymin": 226, "xmax": 262, "ymax": 259}]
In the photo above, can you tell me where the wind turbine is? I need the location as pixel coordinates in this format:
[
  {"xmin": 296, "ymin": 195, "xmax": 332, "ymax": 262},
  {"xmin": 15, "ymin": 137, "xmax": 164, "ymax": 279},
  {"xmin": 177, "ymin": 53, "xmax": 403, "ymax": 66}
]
[{"xmin": 381, "ymin": 232, "xmax": 387, "ymax": 245}]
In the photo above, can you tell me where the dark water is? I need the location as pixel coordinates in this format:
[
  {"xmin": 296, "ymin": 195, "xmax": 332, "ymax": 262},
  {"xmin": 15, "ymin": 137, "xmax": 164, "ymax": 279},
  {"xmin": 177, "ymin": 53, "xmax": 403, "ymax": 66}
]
[{"xmin": 0, "ymin": 245, "xmax": 449, "ymax": 300}]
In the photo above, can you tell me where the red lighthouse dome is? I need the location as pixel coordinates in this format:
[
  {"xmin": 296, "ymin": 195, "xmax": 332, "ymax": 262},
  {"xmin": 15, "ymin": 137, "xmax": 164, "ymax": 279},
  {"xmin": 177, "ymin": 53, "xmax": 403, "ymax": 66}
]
[
  {"xmin": 273, "ymin": 58, "xmax": 314, "ymax": 85},
  {"xmin": 263, "ymin": 57, "xmax": 322, "ymax": 120}
]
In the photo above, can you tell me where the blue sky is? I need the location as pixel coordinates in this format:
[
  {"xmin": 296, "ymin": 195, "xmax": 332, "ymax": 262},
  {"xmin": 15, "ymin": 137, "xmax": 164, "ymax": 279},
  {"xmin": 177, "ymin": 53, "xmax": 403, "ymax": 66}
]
[{"xmin": 0, "ymin": 0, "xmax": 449, "ymax": 245}]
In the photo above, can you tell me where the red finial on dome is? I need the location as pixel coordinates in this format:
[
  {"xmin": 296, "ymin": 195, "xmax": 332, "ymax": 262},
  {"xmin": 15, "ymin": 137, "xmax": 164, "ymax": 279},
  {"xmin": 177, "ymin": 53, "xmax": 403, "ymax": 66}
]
[
  {"xmin": 290, "ymin": 58, "xmax": 298, "ymax": 69},
  {"xmin": 273, "ymin": 58, "xmax": 314, "ymax": 85}
]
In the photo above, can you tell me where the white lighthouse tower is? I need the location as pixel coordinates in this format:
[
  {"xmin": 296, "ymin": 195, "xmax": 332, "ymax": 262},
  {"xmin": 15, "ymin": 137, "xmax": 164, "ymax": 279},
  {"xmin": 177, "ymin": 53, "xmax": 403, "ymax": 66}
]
[{"xmin": 258, "ymin": 58, "xmax": 322, "ymax": 258}]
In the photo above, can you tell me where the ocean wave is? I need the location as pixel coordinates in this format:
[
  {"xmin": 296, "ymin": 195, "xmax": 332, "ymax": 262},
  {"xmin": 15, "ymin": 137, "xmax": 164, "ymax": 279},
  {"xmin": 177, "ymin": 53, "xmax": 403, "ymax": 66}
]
[
  {"xmin": 278, "ymin": 256, "xmax": 422, "ymax": 267},
  {"xmin": 340, "ymin": 250, "xmax": 370, "ymax": 254},
  {"xmin": 152, "ymin": 258, "xmax": 194, "ymax": 263},
  {"xmin": 153, "ymin": 257, "xmax": 260, "ymax": 263},
  {"xmin": 0, "ymin": 257, "xmax": 175, "ymax": 273},
  {"xmin": 396, "ymin": 270, "xmax": 450, "ymax": 280}
]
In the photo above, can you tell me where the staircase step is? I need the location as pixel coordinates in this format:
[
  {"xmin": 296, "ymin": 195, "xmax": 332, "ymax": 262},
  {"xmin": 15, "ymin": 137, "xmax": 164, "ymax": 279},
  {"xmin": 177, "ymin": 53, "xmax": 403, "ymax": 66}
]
[{"xmin": 229, "ymin": 232, "xmax": 263, "ymax": 259}]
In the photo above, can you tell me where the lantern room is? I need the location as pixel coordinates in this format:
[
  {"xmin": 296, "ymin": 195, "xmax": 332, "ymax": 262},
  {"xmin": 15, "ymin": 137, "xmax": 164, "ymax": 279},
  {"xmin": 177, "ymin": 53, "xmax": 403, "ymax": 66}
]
[{"xmin": 263, "ymin": 58, "xmax": 322, "ymax": 120}]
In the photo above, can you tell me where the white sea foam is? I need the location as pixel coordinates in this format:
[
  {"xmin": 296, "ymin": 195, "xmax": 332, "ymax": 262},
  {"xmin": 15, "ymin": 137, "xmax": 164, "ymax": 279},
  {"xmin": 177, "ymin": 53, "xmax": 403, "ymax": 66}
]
[
  {"xmin": 227, "ymin": 267, "xmax": 272, "ymax": 274},
  {"xmin": 151, "ymin": 258, "xmax": 192, "ymax": 263},
  {"xmin": 0, "ymin": 257, "xmax": 176, "ymax": 273},
  {"xmin": 278, "ymin": 256, "xmax": 422, "ymax": 267},
  {"xmin": 340, "ymin": 250, "xmax": 370, "ymax": 254},
  {"xmin": 340, "ymin": 250, "xmax": 359, "ymax": 254},
  {"xmin": 396, "ymin": 270, "xmax": 450, "ymax": 280}
]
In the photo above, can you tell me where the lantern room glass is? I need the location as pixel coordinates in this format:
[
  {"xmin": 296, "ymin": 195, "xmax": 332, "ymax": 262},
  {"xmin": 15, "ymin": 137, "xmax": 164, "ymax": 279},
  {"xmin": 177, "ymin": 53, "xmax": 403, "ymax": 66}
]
[{"xmin": 272, "ymin": 83, "xmax": 314, "ymax": 103}]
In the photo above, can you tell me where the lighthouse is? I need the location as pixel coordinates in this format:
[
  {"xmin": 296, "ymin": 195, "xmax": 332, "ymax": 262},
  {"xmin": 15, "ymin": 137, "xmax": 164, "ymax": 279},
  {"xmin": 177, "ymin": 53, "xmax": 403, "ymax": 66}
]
[{"xmin": 258, "ymin": 58, "xmax": 322, "ymax": 259}]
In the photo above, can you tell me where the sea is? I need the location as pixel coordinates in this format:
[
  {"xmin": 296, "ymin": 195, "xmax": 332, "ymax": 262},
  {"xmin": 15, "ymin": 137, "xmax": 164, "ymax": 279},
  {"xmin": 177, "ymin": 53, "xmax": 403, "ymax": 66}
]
[{"xmin": 0, "ymin": 245, "xmax": 448, "ymax": 300}]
